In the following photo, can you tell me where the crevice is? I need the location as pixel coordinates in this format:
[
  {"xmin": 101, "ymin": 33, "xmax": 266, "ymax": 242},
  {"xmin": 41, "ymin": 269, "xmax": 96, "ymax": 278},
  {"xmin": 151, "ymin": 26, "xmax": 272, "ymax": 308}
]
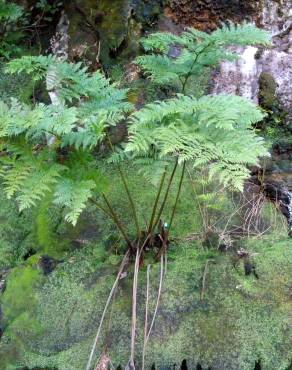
[
  {"xmin": 22, "ymin": 248, "xmax": 37, "ymax": 261},
  {"xmin": 181, "ymin": 359, "xmax": 188, "ymax": 370},
  {"xmin": 244, "ymin": 258, "xmax": 259, "ymax": 279},
  {"xmin": 254, "ymin": 359, "xmax": 262, "ymax": 370}
]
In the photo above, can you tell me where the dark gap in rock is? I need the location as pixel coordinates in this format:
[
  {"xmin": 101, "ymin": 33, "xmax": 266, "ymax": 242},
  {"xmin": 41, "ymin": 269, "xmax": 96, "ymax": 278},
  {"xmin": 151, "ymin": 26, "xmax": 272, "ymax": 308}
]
[
  {"xmin": 196, "ymin": 364, "xmax": 203, "ymax": 370},
  {"xmin": 151, "ymin": 363, "xmax": 156, "ymax": 370},
  {"xmin": 38, "ymin": 255, "xmax": 58, "ymax": 275},
  {"xmin": 254, "ymin": 360, "xmax": 262, "ymax": 370},
  {"xmin": 116, "ymin": 366, "xmax": 122, "ymax": 370},
  {"xmin": 181, "ymin": 359, "xmax": 188, "ymax": 370},
  {"xmin": 244, "ymin": 258, "xmax": 259, "ymax": 279},
  {"xmin": 109, "ymin": 38, "xmax": 128, "ymax": 59},
  {"xmin": 23, "ymin": 248, "xmax": 37, "ymax": 261}
]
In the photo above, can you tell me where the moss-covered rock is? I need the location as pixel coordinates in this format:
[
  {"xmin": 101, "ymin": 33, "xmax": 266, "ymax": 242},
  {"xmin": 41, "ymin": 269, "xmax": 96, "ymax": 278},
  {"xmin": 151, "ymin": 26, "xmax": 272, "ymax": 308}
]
[
  {"xmin": 258, "ymin": 72, "xmax": 278, "ymax": 111},
  {"xmin": 63, "ymin": 0, "xmax": 164, "ymax": 68},
  {"xmin": 1, "ymin": 234, "xmax": 291, "ymax": 370}
]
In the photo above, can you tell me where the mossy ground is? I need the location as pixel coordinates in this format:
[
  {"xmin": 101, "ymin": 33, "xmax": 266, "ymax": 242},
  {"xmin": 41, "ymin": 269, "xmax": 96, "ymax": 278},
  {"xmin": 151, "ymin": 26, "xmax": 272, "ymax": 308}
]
[{"xmin": 0, "ymin": 163, "xmax": 291, "ymax": 370}]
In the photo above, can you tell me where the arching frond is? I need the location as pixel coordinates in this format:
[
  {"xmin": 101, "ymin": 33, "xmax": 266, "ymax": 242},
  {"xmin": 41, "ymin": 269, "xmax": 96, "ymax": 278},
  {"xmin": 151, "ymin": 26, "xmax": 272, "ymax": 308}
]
[
  {"xmin": 54, "ymin": 179, "xmax": 96, "ymax": 226},
  {"xmin": 136, "ymin": 23, "xmax": 270, "ymax": 90},
  {"xmin": 126, "ymin": 94, "xmax": 269, "ymax": 191}
]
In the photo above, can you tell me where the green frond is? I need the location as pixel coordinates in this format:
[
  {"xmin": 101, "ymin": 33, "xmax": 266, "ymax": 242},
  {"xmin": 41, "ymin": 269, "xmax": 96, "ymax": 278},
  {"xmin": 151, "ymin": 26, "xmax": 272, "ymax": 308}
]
[
  {"xmin": 54, "ymin": 179, "xmax": 96, "ymax": 225},
  {"xmin": 136, "ymin": 23, "xmax": 270, "ymax": 90},
  {"xmin": 1, "ymin": 55, "xmax": 129, "ymax": 225},
  {"xmin": 140, "ymin": 32, "xmax": 184, "ymax": 53},
  {"xmin": 0, "ymin": 159, "xmax": 32, "ymax": 199},
  {"xmin": 210, "ymin": 22, "xmax": 271, "ymax": 47},
  {"xmin": 6, "ymin": 55, "xmax": 56, "ymax": 81},
  {"xmin": 127, "ymin": 94, "xmax": 269, "ymax": 191},
  {"xmin": 133, "ymin": 156, "xmax": 170, "ymax": 186},
  {"xmin": 0, "ymin": 1, "xmax": 23, "ymax": 21},
  {"xmin": 16, "ymin": 163, "xmax": 65, "ymax": 211}
]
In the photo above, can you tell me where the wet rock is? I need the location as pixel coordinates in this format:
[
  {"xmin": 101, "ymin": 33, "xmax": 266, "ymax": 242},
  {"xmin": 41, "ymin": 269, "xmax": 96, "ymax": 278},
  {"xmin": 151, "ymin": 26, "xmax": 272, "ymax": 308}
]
[
  {"xmin": 211, "ymin": 0, "xmax": 292, "ymax": 121},
  {"xmin": 263, "ymin": 182, "xmax": 292, "ymax": 226},
  {"xmin": 0, "ymin": 270, "xmax": 9, "ymax": 293},
  {"xmin": 60, "ymin": 0, "xmax": 164, "ymax": 68},
  {"xmin": 166, "ymin": 0, "xmax": 260, "ymax": 31}
]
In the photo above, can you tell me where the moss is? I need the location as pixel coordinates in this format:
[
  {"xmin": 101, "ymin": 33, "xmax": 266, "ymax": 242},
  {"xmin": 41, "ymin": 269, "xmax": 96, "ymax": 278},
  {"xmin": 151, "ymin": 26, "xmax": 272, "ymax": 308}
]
[
  {"xmin": 65, "ymin": 0, "xmax": 132, "ymax": 67},
  {"xmin": 258, "ymin": 72, "xmax": 278, "ymax": 110},
  {"xmin": 1, "ymin": 234, "xmax": 291, "ymax": 369},
  {"xmin": 0, "ymin": 185, "xmax": 35, "ymax": 269},
  {"xmin": 257, "ymin": 72, "xmax": 289, "ymax": 139},
  {"xmin": 0, "ymin": 163, "xmax": 290, "ymax": 369},
  {"xmin": 0, "ymin": 63, "xmax": 34, "ymax": 104},
  {"xmin": 1, "ymin": 266, "xmax": 43, "ymax": 325}
]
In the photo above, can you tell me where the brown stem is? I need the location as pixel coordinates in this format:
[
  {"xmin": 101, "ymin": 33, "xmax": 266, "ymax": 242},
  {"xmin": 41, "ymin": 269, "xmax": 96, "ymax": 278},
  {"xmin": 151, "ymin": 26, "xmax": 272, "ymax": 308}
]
[
  {"xmin": 129, "ymin": 247, "xmax": 140, "ymax": 369},
  {"xmin": 168, "ymin": 161, "xmax": 186, "ymax": 232},
  {"xmin": 107, "ymin": 136, "xmax": 141, "ymax": 238},
  {"xmin": 86, "ymin": 251, "xmax": 130, "ymax": 370},
  {"xmin": 152, "ymin": 160, "xmax": 178, "ymax": 233},
  {"xmin": 102, "ymin": 193, "xmax": 133, "ymax": 249},
  {"xmin": 142, "ymin": 265, "xmax": 151, "ymax": 370},
  {"xmin": 145, "ymin": 255, "xmax": 164, "ymax": 343},
  {"xmin": 200, "ymin": 259, "xmax": 214, "ymax": 302},
  {"xmin": 147, "ymin": 168, "xmax": 167, "ymax": 235}
]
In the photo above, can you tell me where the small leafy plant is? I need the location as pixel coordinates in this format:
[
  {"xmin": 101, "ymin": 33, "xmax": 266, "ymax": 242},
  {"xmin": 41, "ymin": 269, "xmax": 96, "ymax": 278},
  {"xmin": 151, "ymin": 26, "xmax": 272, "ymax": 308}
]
[{"xmin": 0, "ymin": 0, "xmax": 27, "ymax": 59}]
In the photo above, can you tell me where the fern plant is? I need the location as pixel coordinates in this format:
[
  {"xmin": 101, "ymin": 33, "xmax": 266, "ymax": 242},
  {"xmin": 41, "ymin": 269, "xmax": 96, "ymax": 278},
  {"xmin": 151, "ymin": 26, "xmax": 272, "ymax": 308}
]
[
  {"xmin": 126, "ymin": 94, "xmax": 269, "ymax": 191},
  {"xmin": 0, "ymin": 24, "xmax": 271, "ymax": 238},
  {"xmin": 0, "ymin": 24, "xmax": 273, "ymax": 370},
  {"xmin": 123, "ymin": 23, "xmax": 270, "ymax": 234},
  {"xmin": 0, "ymin": 56, "xmax": 132, "ymax": 227}
]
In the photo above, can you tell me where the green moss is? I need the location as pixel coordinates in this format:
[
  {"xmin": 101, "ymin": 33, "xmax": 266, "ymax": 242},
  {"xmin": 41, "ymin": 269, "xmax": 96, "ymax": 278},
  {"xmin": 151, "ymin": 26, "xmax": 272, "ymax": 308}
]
[
  {"xmin": 1, "ymin": 235, "xmax": 290, "ymax": 369},
  {"xmin": 258, "ymin": 72, "xmax": 278, "ymax": 110},
  {"xmin": 257, "ymin": 72, "xmax": 289, "ymax": 139},
  {"xmin": 0, "ymin": 163, "xmax": 290, "ymax": 369},
  {"xmin": 1, "ymin": 266, "xmax": 43, "ymax": 325},
  {"xmin": 0, "ymin": 63, "xmax": 34, "ymax": 103},
  {"xmin": 0, "ymin": 185, "xmax": 35, "ymax": 269}
]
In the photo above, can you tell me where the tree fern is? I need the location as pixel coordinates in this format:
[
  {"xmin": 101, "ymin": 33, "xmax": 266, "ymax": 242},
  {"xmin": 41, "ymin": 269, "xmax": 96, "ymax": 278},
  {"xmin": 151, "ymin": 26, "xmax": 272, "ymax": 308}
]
[{"xmin": 136, "ymin": 23, "xmax": 270, "ymax": 92}]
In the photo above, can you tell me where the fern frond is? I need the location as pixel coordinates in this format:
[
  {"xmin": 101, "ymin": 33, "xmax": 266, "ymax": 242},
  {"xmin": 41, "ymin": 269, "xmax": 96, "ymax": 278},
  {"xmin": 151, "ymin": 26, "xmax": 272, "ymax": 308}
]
[
  {"xmin": 140, "ymin": 32, "xmax": 184, "ymax": 53},
  {"xmin": 210, "ymin": 22, "xmax": 271, "ymax": 47},
  {"xmin": 126, "ymin": 94, "xmax": 269, "ymax": 190},
  {"xmin": 0, "ymin": 1, "xmax": 23, "ymax": 21},
  {"xmin": 136, "ymin": 23, "xmax": 270, "ymax": 90},
  {"xmin": 6, "ymin": 55, "xmax": 56, "ymax": 81},
  {"xmin": 16, "ymin": 163, "xmax": 65, "ymax": 211},
  {"xmin": 54, "ymin": 179, "xmax": 96, "ymax": 225}
]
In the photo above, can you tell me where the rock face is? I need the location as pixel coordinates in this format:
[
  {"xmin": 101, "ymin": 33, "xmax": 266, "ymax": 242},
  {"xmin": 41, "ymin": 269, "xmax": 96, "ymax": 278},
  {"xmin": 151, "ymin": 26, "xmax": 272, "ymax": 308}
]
[
  {"xmin": 166, "ymin": 0, "xmax": 260, "ymax": 31},
  {"xmin": 60, "ymin": 0, "xmax": 164, "ymax": 68},
  {"xmin": 211, "ymin": 0, "xmax": 292, "ymax": 121},
  {"xmin": 263, "ymin": 140, "xmax": 292, "ymax": 229}
]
